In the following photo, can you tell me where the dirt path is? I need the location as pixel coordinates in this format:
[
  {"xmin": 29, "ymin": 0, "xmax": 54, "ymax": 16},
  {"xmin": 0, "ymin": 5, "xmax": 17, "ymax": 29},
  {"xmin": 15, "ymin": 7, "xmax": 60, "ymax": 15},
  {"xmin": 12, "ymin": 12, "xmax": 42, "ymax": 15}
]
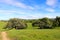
[{"xmin": 1, "ymin": 31, "xmax": 10, "ymax": 40}]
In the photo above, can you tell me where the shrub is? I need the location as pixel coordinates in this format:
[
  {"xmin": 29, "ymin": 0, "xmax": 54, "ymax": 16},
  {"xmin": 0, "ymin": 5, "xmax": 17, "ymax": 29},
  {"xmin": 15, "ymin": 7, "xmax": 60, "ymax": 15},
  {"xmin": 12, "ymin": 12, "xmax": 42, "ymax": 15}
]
[
  {"xmin": 32, "ymin": 18, "xmax": 53, "ymax": 29},
  {"xmin": 4, "ymin": 18, "xmax": 27, "ymax": 29}
]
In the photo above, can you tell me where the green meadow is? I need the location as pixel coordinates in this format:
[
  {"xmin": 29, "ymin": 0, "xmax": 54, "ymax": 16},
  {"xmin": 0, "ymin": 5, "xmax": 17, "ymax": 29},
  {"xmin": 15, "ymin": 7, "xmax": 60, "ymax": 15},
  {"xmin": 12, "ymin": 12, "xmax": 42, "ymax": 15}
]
[
  {"xmin": 7, "ymin": 29, "xmax": 60, "ymax": 40},
  {"xmin": 0, "ymin": 21, "xmax": 60, "ymax": 40}
]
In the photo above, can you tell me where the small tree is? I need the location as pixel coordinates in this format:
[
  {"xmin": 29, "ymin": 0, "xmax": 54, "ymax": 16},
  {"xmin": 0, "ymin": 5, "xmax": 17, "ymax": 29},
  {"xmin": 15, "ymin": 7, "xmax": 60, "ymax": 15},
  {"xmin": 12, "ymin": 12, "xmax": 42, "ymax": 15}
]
[
  {"xmin": 4, "ymin": 18, "xmax": 27, "ymax": 29},
  {"xmin": 32, "ymin": 18, "xmax": 53, "ymax": 29}
]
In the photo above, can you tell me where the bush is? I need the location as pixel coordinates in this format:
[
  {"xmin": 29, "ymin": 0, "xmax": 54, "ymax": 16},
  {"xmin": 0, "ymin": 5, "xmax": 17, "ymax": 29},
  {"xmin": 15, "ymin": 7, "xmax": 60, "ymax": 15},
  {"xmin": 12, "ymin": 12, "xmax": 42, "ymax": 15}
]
[
  {"xmin": 4, "ymin": 18, "xmax": 27, "ymax": 29},
  {"xmin": 32, "ymin": 18, "xmax": 53, "ymax": 29}
]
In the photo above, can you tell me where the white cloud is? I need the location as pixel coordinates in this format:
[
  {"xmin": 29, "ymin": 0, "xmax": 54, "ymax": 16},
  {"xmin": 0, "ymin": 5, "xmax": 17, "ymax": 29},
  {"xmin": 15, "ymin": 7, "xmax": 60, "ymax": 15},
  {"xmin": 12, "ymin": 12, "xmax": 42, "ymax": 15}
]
[
  {"xmin": 46, "ymin": 0, "xmax": 58, "ymax": 7},
  {"xmin": 46, "ymin": 8, "xmax": 55, "ymax": 12},
  {"xmin": 0, "ymin": 10, "xmax": 26, "ymax": 15},
  {"xmin": 0, "ymin": 10, "xmax": 59, "ymax": 20},
  {"xmin": 44, "ymin": 15, "xmax": 53, "ymax": 18},
  {"xmin": 24, "ymin": 13, "xmax": 44, "ymax": 19},
  {"xmin": 14, "ymin": 13, "xmax": 42, "ymax": 19},
  {"xmin": 0, "ymin": 0, "xmax": 34, "ymax": 10},
  {"xmin": 33, "ymin": 5, "xmax": 41, "ymax": 9}
]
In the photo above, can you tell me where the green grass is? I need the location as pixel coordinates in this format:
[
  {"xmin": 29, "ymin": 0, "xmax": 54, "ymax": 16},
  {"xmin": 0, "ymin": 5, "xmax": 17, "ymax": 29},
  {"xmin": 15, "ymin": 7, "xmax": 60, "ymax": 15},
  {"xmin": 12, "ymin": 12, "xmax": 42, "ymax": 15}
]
[
  {"xmin": 0, "ymin": 21, "xmax": 7, "ymax": 31},
  {"xmin": 0, "ymin": 21, "xmax": 7, "ymax": 40},
  {"xmin": 7, "ymin": 23, "xmax": 60, "ymax": 40},
  {"xmin": 7, "ymin": 29, "xmax": 60, "ymax": 40},
  {"xmin": 27, "ymin": 23, "xmax": 33, "ymax": 29},
  {"xmin": 27, "ymin": 23, "xmax": 39, "ymax": 29},
  {"xmin": 0, "ymin": 22, "xmax": 60, "ymax": 40}
]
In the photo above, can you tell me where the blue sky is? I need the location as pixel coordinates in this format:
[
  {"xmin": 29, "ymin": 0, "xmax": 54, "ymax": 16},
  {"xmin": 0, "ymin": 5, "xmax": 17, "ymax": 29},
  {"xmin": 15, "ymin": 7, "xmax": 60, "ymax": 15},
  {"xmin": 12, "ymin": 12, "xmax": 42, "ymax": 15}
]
[{"xmin": 0, "ymin": 0, "xmax": 60, "ymax": 20}]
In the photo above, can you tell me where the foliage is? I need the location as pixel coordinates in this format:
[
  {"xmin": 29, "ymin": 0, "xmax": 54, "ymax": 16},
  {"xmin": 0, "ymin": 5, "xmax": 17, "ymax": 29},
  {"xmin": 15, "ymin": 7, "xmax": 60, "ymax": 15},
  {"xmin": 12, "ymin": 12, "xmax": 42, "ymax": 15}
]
[
  {"xmin": 4, "ymin": 18, "xmax": 27, "ymax": 29},
  {"xmin": 1, "ymin": 16, "xmax": 60, "ymax": 29},
  {"xmin": 32, "ymin": 17, "xmax": 53, "ymax": 29},
  {"xmin": 55, "ymin": 16, "xmax": 60, "ymax": 26}
]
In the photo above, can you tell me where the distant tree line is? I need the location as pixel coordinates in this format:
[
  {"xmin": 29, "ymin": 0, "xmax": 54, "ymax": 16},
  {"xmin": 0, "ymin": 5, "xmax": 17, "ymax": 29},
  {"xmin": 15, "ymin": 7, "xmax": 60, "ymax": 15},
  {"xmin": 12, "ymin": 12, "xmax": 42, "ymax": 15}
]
[{"xmin": 3, "ymin": 16, "xmax": 60, "ymax": 29}]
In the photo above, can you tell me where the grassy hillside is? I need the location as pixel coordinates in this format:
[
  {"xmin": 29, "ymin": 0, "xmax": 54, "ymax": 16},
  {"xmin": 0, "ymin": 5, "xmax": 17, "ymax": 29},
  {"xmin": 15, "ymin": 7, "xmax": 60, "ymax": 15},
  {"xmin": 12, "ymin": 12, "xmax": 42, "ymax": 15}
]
[
  {"xmin": 7, "ymin": 23, "xmax": 60, "ymax": 40},
  {"xmin": 0, "ymin": 22, "xmax": 60, "ymax": 40},
  {"xmin": 7, "ymin": 29, "xmax": 60, "ymax": 40},
  {"xmin": 0, "ymin": 21, "xmax": 7, "ymax": 31}
]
